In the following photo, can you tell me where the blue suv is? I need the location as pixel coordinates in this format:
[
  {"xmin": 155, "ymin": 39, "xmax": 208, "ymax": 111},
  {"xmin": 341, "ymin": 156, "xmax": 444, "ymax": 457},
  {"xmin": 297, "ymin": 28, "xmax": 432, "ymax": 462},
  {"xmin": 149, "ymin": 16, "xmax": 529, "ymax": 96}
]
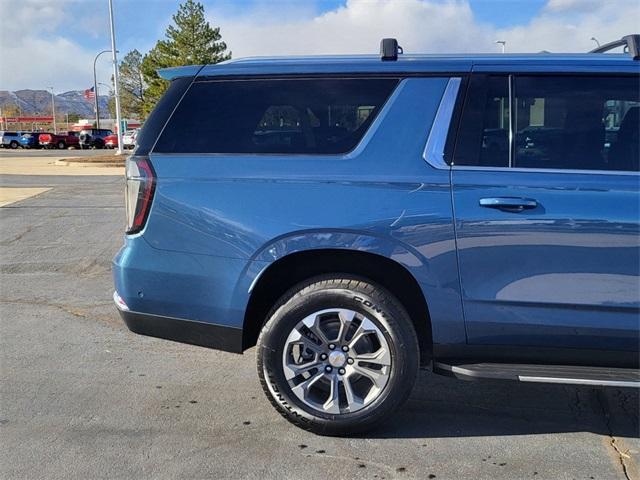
[{"xmin": 113, "ymin": 36, "xmax": 640, "ymax": 435}]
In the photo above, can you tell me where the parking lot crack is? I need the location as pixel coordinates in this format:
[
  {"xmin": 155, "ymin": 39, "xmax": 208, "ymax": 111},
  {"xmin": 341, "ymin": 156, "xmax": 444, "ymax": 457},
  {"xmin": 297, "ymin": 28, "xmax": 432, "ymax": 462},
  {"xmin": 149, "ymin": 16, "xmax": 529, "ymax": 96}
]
[
  {"xmin": 596, "ymin": 390, "xmax": 636, "ymax": 480},
  {"xmin": 0, "ymin": 225, "xmax": 33, "ymax": 246}
]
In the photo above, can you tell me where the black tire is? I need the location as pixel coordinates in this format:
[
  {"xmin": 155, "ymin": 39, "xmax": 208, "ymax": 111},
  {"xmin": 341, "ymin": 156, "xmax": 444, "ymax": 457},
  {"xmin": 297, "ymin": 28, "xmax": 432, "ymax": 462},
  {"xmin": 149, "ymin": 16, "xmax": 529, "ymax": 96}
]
[
  {"xmin": 257, "ymin": 275, "xmax": 419, "ymax": 436},
  {"xmin": 57, "ymin": 141, "xmax": 65, "ymax": 149},
  {"xmin": 9, "ymin": 141, "xmax": 18, "ymax": 149}
]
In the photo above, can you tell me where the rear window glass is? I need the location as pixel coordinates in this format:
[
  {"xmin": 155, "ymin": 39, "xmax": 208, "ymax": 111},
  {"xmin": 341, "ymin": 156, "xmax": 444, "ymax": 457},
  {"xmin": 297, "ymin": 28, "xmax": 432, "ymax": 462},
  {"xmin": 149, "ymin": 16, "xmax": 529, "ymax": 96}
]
[
  {"xmin": 136, "ymin": 76, "xmax": 193, "ymax": 155},
  {"xmin": 154, "ymin": 78, "xmax": 399, "ymax": 154}
]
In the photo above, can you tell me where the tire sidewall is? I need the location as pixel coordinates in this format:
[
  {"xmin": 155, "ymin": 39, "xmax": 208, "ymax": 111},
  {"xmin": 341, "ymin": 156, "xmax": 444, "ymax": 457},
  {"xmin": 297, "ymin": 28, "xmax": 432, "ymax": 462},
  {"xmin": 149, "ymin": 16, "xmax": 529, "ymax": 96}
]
[{"xmin": 258, "ymin": 281, "xmax": 417, "ymax": 434}]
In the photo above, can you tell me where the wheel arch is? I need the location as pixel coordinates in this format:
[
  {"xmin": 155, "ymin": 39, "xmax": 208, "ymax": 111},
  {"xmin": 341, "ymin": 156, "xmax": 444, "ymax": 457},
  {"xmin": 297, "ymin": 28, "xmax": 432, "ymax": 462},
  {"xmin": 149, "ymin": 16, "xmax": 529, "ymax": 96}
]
[{"xmin": 241, "ymin": 248, "xmax": 433, "ymax": 366}]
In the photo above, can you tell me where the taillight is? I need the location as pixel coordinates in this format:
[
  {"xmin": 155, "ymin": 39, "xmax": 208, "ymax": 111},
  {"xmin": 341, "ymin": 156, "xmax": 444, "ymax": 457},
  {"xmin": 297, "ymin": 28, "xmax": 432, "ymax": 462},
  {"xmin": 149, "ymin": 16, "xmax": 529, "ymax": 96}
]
[{"xmin": 125, "ymin": 155, "xmax": 156, "ymax": 234}]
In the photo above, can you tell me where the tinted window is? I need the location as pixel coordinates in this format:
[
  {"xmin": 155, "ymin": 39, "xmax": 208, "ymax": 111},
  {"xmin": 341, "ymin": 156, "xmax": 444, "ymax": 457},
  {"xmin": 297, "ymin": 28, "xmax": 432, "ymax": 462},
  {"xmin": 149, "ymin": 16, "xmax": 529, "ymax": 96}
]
[
  {"xmin": 455, "ymin": 75, "xmax": 639, "ymax": 172},
  {"xmin": 454, "ymin": 76, "xmax": 510, "ymax": 168},
  {"xmin": 155, "ymin": 78, "xmax": 398, "ymax": 154},
  {"xmin": 514, "ymin": 76, "xmax": 638, "ymax": 171},
  {"xmin": 136, "ymin": 76, "xmax": 193, "ymax": 155}
]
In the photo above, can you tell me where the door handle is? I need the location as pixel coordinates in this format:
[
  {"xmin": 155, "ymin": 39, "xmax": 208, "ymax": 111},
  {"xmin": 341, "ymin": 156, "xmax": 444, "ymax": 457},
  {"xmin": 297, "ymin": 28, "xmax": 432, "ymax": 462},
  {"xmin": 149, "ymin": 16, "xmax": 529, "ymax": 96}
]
[{"xmin": 479, "ymin": 197, "xmax": 538, "ymax": 212}]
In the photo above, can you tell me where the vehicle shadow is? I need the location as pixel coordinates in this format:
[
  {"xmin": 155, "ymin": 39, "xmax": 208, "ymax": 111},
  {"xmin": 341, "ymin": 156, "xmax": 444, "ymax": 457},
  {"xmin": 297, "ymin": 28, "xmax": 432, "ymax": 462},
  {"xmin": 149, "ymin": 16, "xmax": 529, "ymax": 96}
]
[{"xmin": 368, "ymin": 371, "xmax": 639, "ymax": 439}]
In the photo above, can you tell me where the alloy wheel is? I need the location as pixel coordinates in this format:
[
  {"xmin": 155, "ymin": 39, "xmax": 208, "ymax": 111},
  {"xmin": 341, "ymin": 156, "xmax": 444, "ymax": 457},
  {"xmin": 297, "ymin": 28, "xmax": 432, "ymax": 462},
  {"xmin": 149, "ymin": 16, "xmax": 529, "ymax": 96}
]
[{"xmin": 282, "ymin": 308, "xmax": 391, "ymax": 415}]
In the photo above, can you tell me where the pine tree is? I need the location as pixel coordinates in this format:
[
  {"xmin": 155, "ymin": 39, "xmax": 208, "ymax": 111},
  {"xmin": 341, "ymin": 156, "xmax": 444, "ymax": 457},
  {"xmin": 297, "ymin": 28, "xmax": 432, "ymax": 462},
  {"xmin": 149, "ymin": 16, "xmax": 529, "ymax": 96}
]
[{"xmin": 141, "ymin": 0, "xmax": 231, "ymax": 116}]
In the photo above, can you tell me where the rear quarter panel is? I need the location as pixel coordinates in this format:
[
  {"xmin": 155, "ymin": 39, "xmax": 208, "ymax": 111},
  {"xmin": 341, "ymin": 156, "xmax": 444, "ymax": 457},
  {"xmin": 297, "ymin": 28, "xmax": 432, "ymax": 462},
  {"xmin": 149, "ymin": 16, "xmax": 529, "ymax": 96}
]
[{"xmin": 128, "ymin": 77, "xmax": 466, "ymax": 344}]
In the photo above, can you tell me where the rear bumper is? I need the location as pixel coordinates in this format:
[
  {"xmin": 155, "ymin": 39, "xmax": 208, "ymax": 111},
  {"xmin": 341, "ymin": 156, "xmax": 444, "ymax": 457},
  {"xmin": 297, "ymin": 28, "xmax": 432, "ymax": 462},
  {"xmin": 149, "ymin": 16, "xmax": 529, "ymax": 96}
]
[{"xmin": 115, "ymin": 292, "xmax": 243, "ymax": 353}]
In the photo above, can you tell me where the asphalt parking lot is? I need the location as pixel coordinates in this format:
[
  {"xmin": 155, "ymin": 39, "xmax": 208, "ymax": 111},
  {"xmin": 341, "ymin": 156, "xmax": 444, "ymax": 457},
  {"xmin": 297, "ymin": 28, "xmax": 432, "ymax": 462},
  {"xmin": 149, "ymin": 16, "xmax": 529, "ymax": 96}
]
[{"xmin": 1, "ymin": 154, "xmax": 638, "ymax": 480}]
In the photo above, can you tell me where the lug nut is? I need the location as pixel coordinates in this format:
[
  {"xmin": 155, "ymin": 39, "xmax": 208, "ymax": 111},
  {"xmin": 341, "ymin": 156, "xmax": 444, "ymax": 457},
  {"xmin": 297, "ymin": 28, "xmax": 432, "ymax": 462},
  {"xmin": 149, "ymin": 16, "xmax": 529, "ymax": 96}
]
[
  {"xmin": 342, "ymin": 345, "xmax": 349, "ymax": 352},
  {"xmin": 338, "ymin": 368, "xmax": 346, "ymax": 375},
  {"xmin": 347, "ymin": 358, "xmax": 354, "ymax": 365},
  {"xmin": 325, "ymin": 366, "xmax": 333, "ymax": 373},
  {"xmin": 320, "ymin": 353, "xmax": 328, "ymax": 360},
  {"xmin": 329, "ymin": 344, "xmax": 336, "ymax": 350}
]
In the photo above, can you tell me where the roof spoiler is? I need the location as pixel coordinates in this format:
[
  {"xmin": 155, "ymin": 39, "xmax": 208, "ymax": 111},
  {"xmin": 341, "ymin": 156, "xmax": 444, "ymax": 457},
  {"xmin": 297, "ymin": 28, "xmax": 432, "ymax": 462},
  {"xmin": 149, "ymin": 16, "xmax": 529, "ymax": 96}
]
[
  {"xmin": 590, "ymin": 34, "xmax": 640, "ymax": 60},
  {"xmin": 157, "ymin": 65, "xmax": 204, "ymax": 81}
]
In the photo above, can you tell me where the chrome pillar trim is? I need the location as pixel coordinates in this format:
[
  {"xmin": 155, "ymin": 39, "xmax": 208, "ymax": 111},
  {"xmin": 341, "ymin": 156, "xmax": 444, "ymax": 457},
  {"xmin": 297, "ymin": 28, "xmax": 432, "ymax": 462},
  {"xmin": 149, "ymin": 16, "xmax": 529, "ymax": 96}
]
[{"xmin": 423, "ymin": 77, "xmax": 461, "ymax": 169}]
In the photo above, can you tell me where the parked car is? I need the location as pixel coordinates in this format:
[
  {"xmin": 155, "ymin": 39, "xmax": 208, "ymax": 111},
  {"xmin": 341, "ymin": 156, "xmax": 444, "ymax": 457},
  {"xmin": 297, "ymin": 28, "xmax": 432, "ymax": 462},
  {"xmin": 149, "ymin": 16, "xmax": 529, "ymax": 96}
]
[
  {"xmin": 104, "ymin": 134, "xmax": 118, "ymax": 149},
  {"xmin": 38, "ymin": 131, "xmax": 80, "ymax": 149},
  {"xmin": 19, "ymin": 132, "xmax": 48, "ymax": 149},
  {"xmin": 122, "ymin": 129, "xmax": 139, "ymax": 149},
  {"xmin": 0, "ymin": 131, "xmax": 22, "ymax": 149},
  {"xmin": 78, "ymin": 128, "xmax": 112, "ymax": 149},
  {"xmin": 113, "ymin": 36, "xmax": 640, "ymax": 435}
]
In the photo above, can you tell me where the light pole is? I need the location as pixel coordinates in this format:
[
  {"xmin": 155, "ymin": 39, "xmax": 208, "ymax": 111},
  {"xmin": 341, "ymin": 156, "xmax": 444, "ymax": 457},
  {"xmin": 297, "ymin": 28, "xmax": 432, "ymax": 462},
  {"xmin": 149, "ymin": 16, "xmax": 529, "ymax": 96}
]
[
  {"xmin": 108, "ymin": 0, "xmax": 124, "ymax": 155},
  {"xmin": 49, "ymin": 87, "xmax": 57, "ymax": 134},
  {"xmin": 495, "ymin": 40, "xmax": 506, "ymax": 54},
  {"xmin": 93, "ymin": 49, "xmax": 112, "ymax": 129},
  {"xmin": 590, "ymin": 37, "xmax": 600, "ymax": 48}
]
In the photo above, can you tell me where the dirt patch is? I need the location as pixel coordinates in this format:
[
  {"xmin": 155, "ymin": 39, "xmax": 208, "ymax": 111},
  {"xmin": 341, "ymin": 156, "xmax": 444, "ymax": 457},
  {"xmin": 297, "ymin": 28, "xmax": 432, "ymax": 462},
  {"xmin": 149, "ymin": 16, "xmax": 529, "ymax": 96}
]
[{"xmin": 60, "ymin": 154, "xmax": 126, "ymax": 164}]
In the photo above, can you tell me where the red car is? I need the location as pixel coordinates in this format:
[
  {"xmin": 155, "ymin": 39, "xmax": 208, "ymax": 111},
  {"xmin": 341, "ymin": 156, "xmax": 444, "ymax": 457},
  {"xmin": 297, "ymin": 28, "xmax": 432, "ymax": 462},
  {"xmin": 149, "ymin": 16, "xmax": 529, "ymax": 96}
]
[
  {"xmin": 39, "ymin": 131, "xmax": 80, "ymax": 149},
  {"xmin": 104, "ymin": 134, "xmax": 118, "ymax": 149}
]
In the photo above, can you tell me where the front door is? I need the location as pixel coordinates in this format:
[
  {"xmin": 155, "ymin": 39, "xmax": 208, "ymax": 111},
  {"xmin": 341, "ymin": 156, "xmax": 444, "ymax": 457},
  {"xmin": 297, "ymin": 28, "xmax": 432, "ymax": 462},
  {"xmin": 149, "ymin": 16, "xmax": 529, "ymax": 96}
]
[{"xmin": 451, "ymin": 73, "xmax": 640, "ymax": 353}]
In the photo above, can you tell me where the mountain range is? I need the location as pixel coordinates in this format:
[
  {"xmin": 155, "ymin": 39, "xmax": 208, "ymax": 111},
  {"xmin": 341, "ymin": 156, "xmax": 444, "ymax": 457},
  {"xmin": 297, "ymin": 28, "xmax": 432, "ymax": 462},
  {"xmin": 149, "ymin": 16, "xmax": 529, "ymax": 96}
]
[{"xmin": 0, "ymin": 89, "xmax": 110, "ymax": 119}]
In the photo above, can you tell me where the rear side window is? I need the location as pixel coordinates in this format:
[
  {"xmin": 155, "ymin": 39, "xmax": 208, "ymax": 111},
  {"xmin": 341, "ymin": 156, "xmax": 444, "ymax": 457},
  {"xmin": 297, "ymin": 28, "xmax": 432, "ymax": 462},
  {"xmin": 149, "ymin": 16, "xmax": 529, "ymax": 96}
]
[
  {"xmin": 455, "ymin": 75, "xmax": 640, "ymax": 172},
  {"xmin": 154, "ymin": 78, "xmax": 399, "ymax": 155},
  {"xmin": 454, "ymin": 76, "xmax": 510, "ymax": 168},
  {"xmin": 136, "ymin": 76, "xmax": 193, "ymax": 155}
]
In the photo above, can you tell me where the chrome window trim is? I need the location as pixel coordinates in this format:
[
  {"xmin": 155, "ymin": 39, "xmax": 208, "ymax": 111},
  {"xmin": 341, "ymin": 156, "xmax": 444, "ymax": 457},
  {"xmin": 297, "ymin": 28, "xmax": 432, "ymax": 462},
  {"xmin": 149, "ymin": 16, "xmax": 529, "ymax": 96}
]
[
  {"xmin": 451, "ymin": 165, "xmax": 640, "ymax": 176},
  {"xmin": 423, "ymin": 77, "xmax": 461, "ymax": 169}
]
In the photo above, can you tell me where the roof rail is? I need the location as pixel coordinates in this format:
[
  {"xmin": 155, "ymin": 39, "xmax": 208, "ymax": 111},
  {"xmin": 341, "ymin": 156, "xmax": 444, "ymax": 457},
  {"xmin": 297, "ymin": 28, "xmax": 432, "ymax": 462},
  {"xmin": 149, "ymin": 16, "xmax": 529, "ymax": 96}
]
[
  {"xmin": 590, "ymin": 34, "xmax": 640, "ymax": 60},
  {"xmin": 380, "ymin": 38, "xmax": 403, "ymax": 61}
]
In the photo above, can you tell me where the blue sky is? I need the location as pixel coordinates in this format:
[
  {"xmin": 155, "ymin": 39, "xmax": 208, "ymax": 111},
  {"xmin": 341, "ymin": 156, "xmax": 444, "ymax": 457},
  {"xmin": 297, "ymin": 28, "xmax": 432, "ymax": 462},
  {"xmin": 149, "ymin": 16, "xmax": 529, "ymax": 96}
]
[{"xmin": 1, "ymin": 0, "xmax": 636, "ymax": 92}]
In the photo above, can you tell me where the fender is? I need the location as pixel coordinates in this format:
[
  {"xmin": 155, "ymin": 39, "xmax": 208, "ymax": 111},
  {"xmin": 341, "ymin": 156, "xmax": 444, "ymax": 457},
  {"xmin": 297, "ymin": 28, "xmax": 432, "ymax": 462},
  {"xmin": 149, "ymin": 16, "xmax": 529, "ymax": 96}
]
[{"xmin": 230, "ymin": 229, "xmax": 467, "ymax": 345}]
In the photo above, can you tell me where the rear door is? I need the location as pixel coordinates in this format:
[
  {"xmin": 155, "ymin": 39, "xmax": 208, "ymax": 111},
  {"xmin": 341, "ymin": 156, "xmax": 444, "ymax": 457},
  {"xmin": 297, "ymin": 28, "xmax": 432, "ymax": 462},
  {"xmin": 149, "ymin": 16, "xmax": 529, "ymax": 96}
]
[{"xmin": 451, "ymin": 73, "xmax": 640, "ymax": 356}]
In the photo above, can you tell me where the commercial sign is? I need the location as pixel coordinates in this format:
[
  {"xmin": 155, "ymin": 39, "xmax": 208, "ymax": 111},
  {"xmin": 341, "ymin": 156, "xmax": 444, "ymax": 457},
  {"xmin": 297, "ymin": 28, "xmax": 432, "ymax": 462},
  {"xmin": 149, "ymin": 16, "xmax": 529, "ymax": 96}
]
[{"xmin": 1, "ymin": 116, "xmax": 54, "ymax": 123}]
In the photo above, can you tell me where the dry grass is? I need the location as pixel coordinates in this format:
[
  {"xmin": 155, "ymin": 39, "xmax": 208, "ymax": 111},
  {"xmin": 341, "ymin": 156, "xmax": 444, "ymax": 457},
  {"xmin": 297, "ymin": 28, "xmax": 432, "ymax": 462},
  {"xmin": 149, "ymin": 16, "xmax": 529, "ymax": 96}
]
[{"xmin": 61, "ymin": 154, "xmax": 126, "ymax": 164}]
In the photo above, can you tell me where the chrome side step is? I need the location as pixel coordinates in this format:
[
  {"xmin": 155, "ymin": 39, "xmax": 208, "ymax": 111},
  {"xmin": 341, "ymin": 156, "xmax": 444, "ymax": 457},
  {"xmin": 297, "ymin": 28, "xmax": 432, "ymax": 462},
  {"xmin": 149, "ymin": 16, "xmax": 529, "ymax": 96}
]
[{"xmin": 433, "ymin": 362, "xmax": 640, "ymax": 388}]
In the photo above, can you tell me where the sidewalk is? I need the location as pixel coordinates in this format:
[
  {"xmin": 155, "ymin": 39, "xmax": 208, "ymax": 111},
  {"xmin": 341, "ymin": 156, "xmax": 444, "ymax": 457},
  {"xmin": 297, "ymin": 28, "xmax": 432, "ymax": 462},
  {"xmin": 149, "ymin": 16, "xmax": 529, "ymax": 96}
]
[{"xmin": 0, "ymin": 155, "xmax": 124, "ymax": 176}]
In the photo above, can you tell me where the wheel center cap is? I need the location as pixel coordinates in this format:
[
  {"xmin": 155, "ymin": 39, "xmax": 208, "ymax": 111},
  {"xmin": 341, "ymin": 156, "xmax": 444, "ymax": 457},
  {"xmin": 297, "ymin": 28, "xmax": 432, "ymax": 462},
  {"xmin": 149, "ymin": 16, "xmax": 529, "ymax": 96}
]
[{"xmin": 328, "ymin": 351, "xmax": 346, "ymax": 368}]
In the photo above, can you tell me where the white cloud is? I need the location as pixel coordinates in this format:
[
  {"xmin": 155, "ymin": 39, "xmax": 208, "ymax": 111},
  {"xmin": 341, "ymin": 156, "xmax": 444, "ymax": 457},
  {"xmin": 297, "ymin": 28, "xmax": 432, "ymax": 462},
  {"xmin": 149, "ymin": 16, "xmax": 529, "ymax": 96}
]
[
  {"xmin": 210, "ymin": 0, "xmax": 638, "ymax": 57},
  {"xmin": 501, "ymin": 0, "xmax": 639, "ymax": 52},
  {"xmin": 544, "ymin": 0, "xmax": 602, "ymax": 13},
  {"xmin": 1, "ymin": 0, "xmax": 638, "ymax": 92},
  {"xmin": 0, "ymin": 0, "xmax": 112, "ymax": 92},
  {"xmin": 210, "ymin": 0, "xmax": 492, "ymax": 56}
]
